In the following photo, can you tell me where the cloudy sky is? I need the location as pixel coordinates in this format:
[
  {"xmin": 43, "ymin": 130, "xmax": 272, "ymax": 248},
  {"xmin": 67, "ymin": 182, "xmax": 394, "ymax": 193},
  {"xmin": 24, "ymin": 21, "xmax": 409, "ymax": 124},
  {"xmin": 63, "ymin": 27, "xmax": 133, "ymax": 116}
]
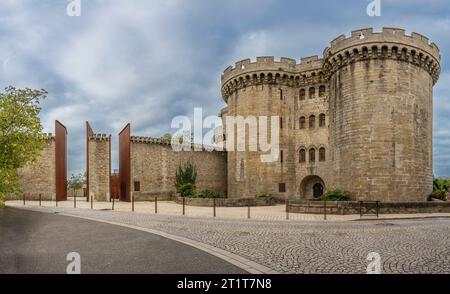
[{"xmin": 0, "ymin": 0, "xmax": 449, "ymax": 177}]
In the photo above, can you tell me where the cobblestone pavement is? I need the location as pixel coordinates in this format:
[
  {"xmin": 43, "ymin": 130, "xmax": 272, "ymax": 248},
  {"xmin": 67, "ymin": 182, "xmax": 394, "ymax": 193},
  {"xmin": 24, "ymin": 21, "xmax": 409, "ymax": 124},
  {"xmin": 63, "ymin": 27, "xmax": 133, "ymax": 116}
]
[
  {"xmin": 6, "ymin": 201, "xmax": 450, "ymax": 274},
  {"xmin": 8, "ymin": 199, "xmax": 450, "ymax": 222}
]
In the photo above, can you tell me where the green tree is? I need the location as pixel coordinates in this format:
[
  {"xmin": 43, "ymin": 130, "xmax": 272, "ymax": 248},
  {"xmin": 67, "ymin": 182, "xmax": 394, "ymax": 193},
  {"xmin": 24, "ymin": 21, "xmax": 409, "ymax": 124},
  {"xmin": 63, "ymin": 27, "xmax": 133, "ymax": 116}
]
[
  {"xmin": 68, "ymin": 173, "xmax": 85, "ymax": 198},
  {"xmin": 175, "ymin": 161, "xmax": 197, "ymax": 197},
  {"xmin": 0, "ymin": 86, "xmax": 47, "ymax": 207},
  {"xmin": 161, "ymin": 133, "xmax": 172, "ymax": 142}
]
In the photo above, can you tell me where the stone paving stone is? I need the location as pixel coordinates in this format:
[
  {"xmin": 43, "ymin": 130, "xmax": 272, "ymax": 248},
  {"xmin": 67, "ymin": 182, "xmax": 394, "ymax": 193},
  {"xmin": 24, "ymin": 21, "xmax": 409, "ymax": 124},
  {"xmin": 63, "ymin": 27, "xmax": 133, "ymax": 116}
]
[{"xmin": 6, "ymin": 201, "xmax": 450, "ymax": 274}]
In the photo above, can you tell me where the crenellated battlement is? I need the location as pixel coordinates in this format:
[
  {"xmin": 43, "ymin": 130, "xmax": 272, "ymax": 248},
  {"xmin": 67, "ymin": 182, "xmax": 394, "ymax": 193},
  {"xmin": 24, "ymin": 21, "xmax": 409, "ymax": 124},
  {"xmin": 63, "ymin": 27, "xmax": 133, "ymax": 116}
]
[
  {"xmin": 323, "ymin": 27, "xmax": 441, "ymax": 84},
  {"xmin": 222, "ymin": 56, "xmax": 324, "ymax": 84},
  {"xmin": 221, "ymin": 56, "xmax": 326, "ymax": 100},
  {"xmin": 89, "ymin": 133, "xmax": 111, "ymax": 141},
  {"xmin": 324, "ymin": 28, "xmax": 440, "ymax": 61},
  {"xmin": 131, "ymin": 136, "xmax": 224, "ymax": 152},
  {"xmin": 131, "ymin": 136, "xmax": 171, "ymax": 145},
  {"xmin": 221, "ymin": 28, "xmax": 442, "ymax": 99}
]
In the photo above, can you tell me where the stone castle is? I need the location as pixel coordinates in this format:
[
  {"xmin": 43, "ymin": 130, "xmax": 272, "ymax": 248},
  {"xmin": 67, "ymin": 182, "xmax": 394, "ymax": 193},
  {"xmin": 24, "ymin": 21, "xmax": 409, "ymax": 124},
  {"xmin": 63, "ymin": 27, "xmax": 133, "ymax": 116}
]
[{"xmin": 15, "ymin": 28, "xmax": 441, "ymax": 203}]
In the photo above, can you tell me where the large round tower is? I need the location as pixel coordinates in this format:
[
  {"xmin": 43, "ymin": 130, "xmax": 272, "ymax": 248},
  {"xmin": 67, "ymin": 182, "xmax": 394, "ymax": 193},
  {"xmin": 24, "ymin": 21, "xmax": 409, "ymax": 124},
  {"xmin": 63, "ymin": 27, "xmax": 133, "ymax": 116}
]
[{"xmin": 323, "ymin": 28, "xmax": 441, "ymax": 201}]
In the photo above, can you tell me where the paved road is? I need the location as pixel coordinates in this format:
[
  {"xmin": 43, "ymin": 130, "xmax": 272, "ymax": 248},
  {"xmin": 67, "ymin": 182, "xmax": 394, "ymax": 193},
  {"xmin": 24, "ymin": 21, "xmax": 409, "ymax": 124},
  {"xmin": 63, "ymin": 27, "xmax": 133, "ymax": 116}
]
[{"xmin": 0, "ymin": 208, "xmax": 247, "ymax": 274}]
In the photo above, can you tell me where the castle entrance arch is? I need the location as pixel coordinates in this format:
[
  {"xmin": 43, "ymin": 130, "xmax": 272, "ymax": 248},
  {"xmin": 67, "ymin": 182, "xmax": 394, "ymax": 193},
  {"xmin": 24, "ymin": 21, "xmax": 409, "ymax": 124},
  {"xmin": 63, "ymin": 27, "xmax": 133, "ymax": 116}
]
[{"xmin": 300, "ymin": 175, "xmax": 325, "ymax": 199}]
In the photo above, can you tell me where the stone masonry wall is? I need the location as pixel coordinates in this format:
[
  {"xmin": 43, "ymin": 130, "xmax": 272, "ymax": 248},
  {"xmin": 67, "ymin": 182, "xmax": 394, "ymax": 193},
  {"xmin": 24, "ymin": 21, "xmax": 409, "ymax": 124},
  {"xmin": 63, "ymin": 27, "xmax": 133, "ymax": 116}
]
[
  {"xmin": 88, "ymin": 134, "xmax": 110, "ymax": 201},
  {"xmin": 15, "ymin": 135, "xmax": 56, "ymax": 200},
  {"xmin": 130, "ymin": 138, "xmax": 227, "ymax": 200}
]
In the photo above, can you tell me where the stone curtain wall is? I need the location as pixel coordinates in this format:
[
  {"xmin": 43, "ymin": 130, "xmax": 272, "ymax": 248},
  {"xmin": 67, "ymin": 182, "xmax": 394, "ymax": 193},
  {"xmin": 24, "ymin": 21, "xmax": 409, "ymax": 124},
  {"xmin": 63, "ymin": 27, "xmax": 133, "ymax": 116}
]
[
  {"xmin": 130, "ymin": 137, "xmax": 227, "ymax": 200},
  {"xmin": 88, "ymin": 134, "xmax": 111, "ymax": 201},
  {"xmin": 15, "ymin": 135, "xmax": 56, "ymax": 200}
]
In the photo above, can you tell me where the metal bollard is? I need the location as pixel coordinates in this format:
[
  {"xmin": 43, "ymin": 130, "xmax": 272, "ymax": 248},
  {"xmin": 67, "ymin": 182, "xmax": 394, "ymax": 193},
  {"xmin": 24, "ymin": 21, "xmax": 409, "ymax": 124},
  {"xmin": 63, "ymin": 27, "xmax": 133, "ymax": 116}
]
[
  {"xmin": 112, "ymin": 196, "xmax": 115, "ymax": 210},
  {"xmin": 286, "ymin": 200, "xmax": 289, "ymax": 220},
  {"xmin": 91, "ymin": 194, "xmax": 93, "ymax": 209},
  {"xmin": 182, "ymin": 197, "xmax": 185, "ymax": 215},
  {"xmin": 213, "ymin": 198, "xmax": 216, "ymax": 217},
  {"xmin": 247, "ymin": 204, "xmax": 250, "ymax": 219},
  {"xmin": 23, "ymin": 194, "xmax": 25, "ymax": 205},
  {"xmin": 132, "ymin": 193, "xmax": 135, "ymax": 212},
  {"xmin": 39, "ymin": 194, "xmax": 42, "ymax": 207},
  {"xmin": 323, "ymin": 200, "xmax": 327, "ymax": 220},
  {"xmin": 155, "ymin": 197, "xmax": 158, "ymax": 214},
  {"xmin": 74, "ymin": 194, "xmax": 77, "ymax": 208}
]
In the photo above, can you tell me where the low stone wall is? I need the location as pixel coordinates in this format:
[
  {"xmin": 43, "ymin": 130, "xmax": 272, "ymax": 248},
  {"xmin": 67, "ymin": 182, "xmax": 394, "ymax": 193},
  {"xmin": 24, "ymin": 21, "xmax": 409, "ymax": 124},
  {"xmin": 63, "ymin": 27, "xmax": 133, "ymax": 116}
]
[
  {"xmin": 133, "ymin": 191, "xmax": 173, "ymax": 201},
  {"xmin": 175, "ymin": 197, "xmax": 277, "ymax": 207},
  {"xmin": 288, "ymin": 200, "xmax": 450, "ymax": 215},
  {"xmin": 6, "ymin": 192, "xmax": 55, "ymax": 201}
]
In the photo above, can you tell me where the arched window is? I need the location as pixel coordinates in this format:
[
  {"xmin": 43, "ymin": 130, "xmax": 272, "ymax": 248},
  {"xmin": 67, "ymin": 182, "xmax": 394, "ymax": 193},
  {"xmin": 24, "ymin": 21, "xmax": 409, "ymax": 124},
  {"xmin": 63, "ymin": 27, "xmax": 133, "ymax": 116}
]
[
  {"xmin": 299, "ymin": 89, "xmax": 306, "ymax": 100},
  {"xmin": 319, "ymin": 85, "xmax": 326, "ymax": 97},
  {"xmin": 299, "ymin": 116, "xmax": 306, "ymax": 129},
  {"xmin": 319, "ymin": 148, "xmax": 326, "ymax": 162},
  {"xmin": 299, "ymin": 149, "xmax": 306, "ymax": 163},
  {"xmin": 309, "ymin": 115, "xmax": 315, "ymax": 128},
  {"xmin": 319, "ymin": 113, "xmax": 326, "ymax": 127},
  {"xmin": 309, "ymin": 148, "xmax": 316, "ymax": 162},
  {"xmin": 309, "ymin": 87, "xmax": 315, "ymax": 99}
]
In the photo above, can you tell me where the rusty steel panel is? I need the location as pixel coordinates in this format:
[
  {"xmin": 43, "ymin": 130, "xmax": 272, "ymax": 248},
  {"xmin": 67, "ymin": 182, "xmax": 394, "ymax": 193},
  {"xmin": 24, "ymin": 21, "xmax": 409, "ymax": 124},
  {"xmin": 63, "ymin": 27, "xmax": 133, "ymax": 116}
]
[
  {"xmin": 110, "ymin": 172, "xmax": 120, "ymax": 200},
  {"xmin": 119, "ymin": 124, "xmax": 131, "ymax": 202},
  {"xmin": 55, "ymin": 120, "xmax": 67, "ymax": 201},
  {"xmin": 86, "ymin": 122, "xmax": 93, "ymax": 201}
]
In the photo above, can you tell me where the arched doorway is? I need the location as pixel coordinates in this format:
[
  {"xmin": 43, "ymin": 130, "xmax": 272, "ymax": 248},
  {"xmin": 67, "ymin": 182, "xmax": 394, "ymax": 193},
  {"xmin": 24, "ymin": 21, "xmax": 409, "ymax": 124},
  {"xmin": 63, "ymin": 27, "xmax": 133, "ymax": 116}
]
[
  {"xmin": 313, "ymin": 183, "xmax": 324, "ymax": 198},
  {"xmin": 299, "ymin": 175, "xmax": 325, "ymax": 199}
]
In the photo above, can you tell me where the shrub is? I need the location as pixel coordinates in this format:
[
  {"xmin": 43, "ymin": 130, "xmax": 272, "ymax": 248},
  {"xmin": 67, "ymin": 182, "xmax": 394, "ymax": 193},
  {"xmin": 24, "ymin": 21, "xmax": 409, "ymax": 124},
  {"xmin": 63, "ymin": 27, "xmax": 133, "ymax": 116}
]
[
  {"xmin": 196, "ymin": 190, "xmax": 223, "ymax": 199},
  {"xmin": 175, "ymin": 161, "xmax": 197, "ymax": 197},
  {"xmin": 178, "ymin": 183, "xmax": 196, "ymax": 197},
  {"xmin": 0, "ymin": 192, "xmax": 4, "ymax": 208},
  {"xmin": 429, "ymin": 190, "xmax": 447, "ymax": 201},
  {"xmin": 320, "ymin": 189, "xmax": 352, "ymax": 201},
  {"xmin": 433, "ymin": 178, "xmax": 450, "ymax": 192},
  {"xmin": 256, "ymin": 192, "xmax": 270, "ymax": 198}
]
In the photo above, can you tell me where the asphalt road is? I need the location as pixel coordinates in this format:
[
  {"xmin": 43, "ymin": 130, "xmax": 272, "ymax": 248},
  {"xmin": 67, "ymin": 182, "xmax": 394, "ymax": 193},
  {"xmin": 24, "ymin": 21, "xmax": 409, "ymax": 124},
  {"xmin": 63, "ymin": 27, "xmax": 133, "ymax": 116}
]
[{"xmin": 0, "ymin": 207, "xmax": 247, "ymax": 274}]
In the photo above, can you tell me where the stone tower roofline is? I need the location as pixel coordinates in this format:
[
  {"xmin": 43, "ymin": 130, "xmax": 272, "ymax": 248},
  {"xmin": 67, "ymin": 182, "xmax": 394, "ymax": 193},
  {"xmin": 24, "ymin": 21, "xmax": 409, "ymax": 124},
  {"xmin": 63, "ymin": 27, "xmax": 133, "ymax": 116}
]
[
  {"xmin": 221, "ymin": 27, "xmax": 441, "ymax": 100},
  {"xmin": 221, "ymin": 56, "xmax": 326, "ymax": 101},
  {"xmin": 89, "ymin": 133, "xmax": 111, "ymax": 141},
  {"xmin": 324, "ymin": 27, "xmax": 440, "ymax": 62},
  {"xmin": 323, "ymin": 27, "xmax": 441, "ymax": 84},
  {"xmin": 222, "ymin": 56, "xmax": 324, "ymax": 84},
  {"xmin": 130, "ymin": 135, "xmax": 225, "ymax": 153}
]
